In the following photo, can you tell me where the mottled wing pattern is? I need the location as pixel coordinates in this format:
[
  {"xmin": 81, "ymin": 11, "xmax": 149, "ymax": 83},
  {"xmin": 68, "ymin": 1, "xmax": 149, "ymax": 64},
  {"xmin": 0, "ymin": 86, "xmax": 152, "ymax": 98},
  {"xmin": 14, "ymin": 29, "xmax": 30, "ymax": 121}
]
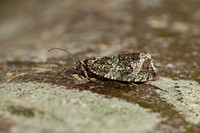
[{"xmin": 84, "ymin": 53, "xmax": 156, "ymax": 82}]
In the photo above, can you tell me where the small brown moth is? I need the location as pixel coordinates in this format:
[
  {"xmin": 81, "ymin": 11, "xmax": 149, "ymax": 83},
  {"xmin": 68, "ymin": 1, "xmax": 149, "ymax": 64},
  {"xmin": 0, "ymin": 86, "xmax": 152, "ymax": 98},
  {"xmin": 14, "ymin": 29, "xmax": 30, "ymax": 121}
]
[{"xmin": 48, "ymin": 48, "xmax": 157, "ymax": 83}]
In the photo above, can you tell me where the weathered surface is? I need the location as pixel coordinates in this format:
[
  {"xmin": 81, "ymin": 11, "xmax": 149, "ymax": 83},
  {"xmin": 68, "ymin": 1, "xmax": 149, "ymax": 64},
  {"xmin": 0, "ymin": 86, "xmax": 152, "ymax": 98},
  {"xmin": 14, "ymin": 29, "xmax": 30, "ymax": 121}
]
[
  {"xmin": 0, "ymin": 82, "xmax": 162, "ymax": 133},
  {"xmin": 0, "ymin": 0, "xmax": 200, "ymax": 133},
  {"xmin": 151, "ymin": 77, "xmax": 200, "ymax": 125}
]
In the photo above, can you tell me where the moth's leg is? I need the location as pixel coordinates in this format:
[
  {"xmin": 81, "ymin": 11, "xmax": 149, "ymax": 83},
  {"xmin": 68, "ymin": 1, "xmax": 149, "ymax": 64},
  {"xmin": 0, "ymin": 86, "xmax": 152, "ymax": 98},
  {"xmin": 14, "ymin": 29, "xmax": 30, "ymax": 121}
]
[
  {"xmin": 128, "ymin": 82, "xmax": 139, "ymax": 87},
  {"xmin": 146, "ymin": 84, "xmax": 167, "ymax": 92},
  {"xmin": 54, "ymin": 68, "xmax": 76, "ymax": 80},
  {"xmin": 83, "ymin": 69, "xmax": 90, "ymax": 80},
  {"xmin": 55, "ymin": 68, "xmax": 68, "ymax": 76},
  {"xmin": 72, "ymin": 69, "xmax": 91, "ymax": 83}
]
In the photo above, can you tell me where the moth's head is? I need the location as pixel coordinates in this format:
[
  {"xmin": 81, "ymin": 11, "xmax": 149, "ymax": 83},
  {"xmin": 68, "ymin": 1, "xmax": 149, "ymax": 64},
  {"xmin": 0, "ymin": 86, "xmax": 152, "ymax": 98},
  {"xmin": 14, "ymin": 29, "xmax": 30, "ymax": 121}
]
[{"xmin": 74, "ymin": 60, "xmax": 85, "ymax": 71}]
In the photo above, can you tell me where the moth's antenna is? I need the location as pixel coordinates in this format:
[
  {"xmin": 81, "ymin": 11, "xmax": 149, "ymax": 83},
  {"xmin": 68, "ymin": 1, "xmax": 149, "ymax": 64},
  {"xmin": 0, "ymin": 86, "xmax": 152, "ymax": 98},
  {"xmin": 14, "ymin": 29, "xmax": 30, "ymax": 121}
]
[{"xmin": 48, "ymin": 47, "xmax": 76, "ymax": 62}]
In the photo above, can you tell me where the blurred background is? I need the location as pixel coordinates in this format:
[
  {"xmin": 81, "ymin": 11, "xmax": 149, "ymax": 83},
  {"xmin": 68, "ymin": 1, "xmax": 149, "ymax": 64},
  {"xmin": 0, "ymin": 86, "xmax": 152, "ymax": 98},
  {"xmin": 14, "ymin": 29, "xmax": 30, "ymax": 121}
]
[{"xmin": 1, "ymin": 0, "xmax": 200, "ymax": 82}]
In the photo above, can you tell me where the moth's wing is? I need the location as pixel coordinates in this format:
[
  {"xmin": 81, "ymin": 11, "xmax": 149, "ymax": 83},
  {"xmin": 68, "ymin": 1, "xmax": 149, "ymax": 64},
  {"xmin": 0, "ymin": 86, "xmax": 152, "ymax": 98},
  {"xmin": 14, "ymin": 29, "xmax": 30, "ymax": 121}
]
[{"xmin": 84, "ymin": 53, "xmax": 143, "ymax": 81}]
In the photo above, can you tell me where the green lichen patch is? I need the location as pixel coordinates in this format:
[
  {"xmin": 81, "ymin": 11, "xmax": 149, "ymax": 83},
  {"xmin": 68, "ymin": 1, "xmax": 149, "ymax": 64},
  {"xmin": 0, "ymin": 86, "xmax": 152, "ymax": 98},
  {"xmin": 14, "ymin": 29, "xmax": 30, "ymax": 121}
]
[
  {"xmin": 0, "ymin": 82, "xmax": 162, "ymax": 133},
  {"xmin": 151, "ymin": 77, "xmax": 200, "ymax": 125}
]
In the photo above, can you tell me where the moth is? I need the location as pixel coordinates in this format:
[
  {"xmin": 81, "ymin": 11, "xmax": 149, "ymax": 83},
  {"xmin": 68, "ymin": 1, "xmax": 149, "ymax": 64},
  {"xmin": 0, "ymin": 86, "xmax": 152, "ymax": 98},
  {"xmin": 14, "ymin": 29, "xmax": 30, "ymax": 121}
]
[{"xmin": 48, "ymin": 48, "xmax": 157, "ymax": 83}]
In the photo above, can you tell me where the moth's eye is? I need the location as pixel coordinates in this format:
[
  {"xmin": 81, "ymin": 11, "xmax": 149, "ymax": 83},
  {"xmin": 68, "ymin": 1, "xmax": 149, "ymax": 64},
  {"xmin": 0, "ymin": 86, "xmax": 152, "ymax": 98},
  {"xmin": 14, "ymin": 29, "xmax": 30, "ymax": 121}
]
[{"xmin": 74, "ymin": 64, "xmax": 81, "ymax": 70}]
